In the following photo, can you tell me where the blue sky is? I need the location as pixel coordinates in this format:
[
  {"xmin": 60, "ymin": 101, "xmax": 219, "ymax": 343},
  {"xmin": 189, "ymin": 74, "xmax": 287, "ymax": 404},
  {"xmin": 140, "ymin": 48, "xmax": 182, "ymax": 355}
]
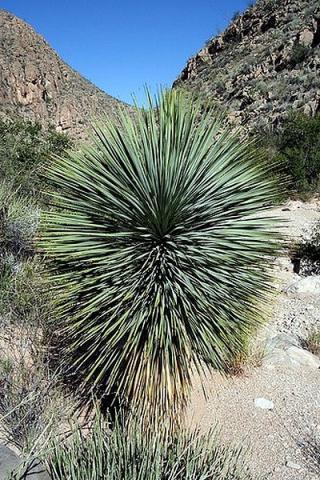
[{"xmin": 2, "ymin": 0, "xmax": 252, "ymax": 104}]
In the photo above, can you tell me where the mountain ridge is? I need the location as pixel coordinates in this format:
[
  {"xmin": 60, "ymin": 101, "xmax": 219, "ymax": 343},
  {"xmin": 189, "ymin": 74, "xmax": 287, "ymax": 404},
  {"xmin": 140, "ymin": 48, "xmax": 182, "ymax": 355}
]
[
  {"xmin": 174, "ymin": 0, "xmax": 320, "ymax": 130},
  {"xmin": 0, "ymin": 9, "xmax": 128, "ymax": 138}
]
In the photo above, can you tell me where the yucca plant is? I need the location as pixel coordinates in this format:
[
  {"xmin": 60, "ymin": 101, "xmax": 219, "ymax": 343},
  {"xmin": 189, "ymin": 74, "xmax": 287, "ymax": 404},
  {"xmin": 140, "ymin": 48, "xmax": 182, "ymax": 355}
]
[
  {"xmin": 42, "ymin": 90, "xmax": 280, "ymax": 423},
  {"xmin": 44, "ymin": 415, "xmax": 253, "ymax": 480}
]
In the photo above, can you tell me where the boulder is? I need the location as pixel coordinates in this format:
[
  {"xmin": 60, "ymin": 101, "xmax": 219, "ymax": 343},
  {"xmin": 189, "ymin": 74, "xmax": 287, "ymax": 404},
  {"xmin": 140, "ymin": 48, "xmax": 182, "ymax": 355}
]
[
  {"xmin": 264, "ymin": 334, "xmax": 320, "ymax": 369},
  {"xmin": 299, "ymin": 29, "xmax": 314, "ymax": 47},
  {"xmin": 285, "ymin": 276, "xmax": 320, "ymax": 296},
  {"xmin": 286, "ymin": 346, "xmax": 320, "ymax": 368},
  {"xmin": 0, "ymin": 445, "xmax": 50, "ymax": 480}
]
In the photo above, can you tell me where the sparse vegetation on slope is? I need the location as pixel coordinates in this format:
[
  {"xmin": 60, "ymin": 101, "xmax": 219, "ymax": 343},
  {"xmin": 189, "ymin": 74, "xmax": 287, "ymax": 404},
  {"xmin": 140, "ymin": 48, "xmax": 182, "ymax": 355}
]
[
  {"xmin": 174, "ymin": 0, "xmax": 320, "ymax": 131},
  {"xmin": 0, "ymin": 119, "xmax": 71, "ymax": 461},
  {"xmin": 0, "ymin": 119, "xmax": 71, "ymax": 198}
]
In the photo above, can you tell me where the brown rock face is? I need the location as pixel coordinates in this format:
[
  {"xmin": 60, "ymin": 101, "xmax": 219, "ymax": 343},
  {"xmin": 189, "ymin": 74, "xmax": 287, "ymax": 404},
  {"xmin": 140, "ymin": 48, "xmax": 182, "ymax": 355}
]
[
  {"xmin": 0, "ymin": 10, "xmax": 128, "ymax": 138},
  {"xmin": 174, "ymin": 0, "xmax": 320, "ymax": 130}
]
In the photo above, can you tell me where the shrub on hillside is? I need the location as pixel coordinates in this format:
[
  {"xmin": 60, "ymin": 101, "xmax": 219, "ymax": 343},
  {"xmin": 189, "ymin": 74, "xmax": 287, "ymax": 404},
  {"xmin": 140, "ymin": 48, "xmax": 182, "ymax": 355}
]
[
  {"xmin": 289, "ymin": 44, "xmax": 311, "ymax": 67},
  {"xmin": 42, "ymin": 90, "xmax": 280, "ymax": 424},
  {"xmin": 0, "ymin": 119, "xmax": 71, "ymax": 198},
  {"xmin": 258, "ymin": 112, "xmax": 320, "ymax": 197}
]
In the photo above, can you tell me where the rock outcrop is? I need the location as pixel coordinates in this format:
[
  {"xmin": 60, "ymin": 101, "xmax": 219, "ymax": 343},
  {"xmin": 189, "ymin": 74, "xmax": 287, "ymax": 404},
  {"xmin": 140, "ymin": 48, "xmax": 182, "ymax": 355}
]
[
  {"xmin": 0, "ymin": 10, "xmax": 128, "ymax": 138},
  {"xmin": 174, "ymin": 0, "xmax": 320, "ymax": 130}
]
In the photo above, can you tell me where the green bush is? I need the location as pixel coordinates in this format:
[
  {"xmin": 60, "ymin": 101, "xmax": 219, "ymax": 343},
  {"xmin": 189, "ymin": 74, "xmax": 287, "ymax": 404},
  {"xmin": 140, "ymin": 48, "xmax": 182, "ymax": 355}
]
[
  {"xmin": 0, "ymin": 119, "xmax": 71, "ymax": 198},
  {"xmin": 42, "ymin": 90, "xmax": 279, "ymax": 423},
  {"xmin": 258, "ymin": 112, "xmax": 320, "ymax": 197},
  {"xmin": 0, "ymin": 119, "xmax": 70, "ymax": 326},
  {"xmin": 44, "ymin": 416, "xmax": 253, "ymax": 480},
  {"xmin": 289, "ymin": 44, "xmax": 310, "ymax": 67}
]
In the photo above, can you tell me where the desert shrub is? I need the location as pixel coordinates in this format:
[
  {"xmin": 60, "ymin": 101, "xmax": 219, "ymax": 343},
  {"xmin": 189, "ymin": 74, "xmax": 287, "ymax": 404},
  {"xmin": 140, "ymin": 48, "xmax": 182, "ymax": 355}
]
[
  {"xmin": 0, "ymin": 258, "xmax": 52, "ymax": 331},
  {"xmin": 261, "ymin": 0, "xmax": 277, "ymax": 13},
  {"xmin": 42, "ymin": 90, "xmax": 280, "ymax": 424},
  {"xmin": 289, "ymin": 44, "xmax": 311, "ymax": 67},
  {"xmin": 0, "ymin": 183, "xmax": 51, "ymax": 330},
  {"xmin": 43, "ymin": 416, "xmax": 253, "ymax": 480},
  {"xmin": 0, "ymin": 119, "xmax": 71, "ymax": 198},
  {"xmin": 302, "ymin": 330, "xmax": 320, "ymax": 356},
  {"xmin": 257, "ymin": 112, "xmax": 320, "ymax": 197}
]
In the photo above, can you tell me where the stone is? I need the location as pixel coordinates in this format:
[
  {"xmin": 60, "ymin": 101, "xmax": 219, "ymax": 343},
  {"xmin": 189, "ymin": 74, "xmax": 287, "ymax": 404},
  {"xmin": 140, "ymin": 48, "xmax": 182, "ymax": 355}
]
[
  {"xmin": 0, "ymin": 445, "xmax": 50, "ymax": 480},
  {"xmin": 299, "ymin": 29, "xmax": 314, "ymax": 47},
  {"xmin": 254, "ymin": 398, "xmax": 274, "ymax": 410},
  {"xmin": 0, "ymin": 445, "xmax": 20, "ymax": 479},
  {"xmin": 264, "ymin": 333, "xmax": 320, "ymax": 369},
  {"xmin": 287, "ymin": 346, "xmax": 320, "ymax": 368},
  {"xmin": 265, "ymin": 333, "xmax": 299, "ymax": 352},
  {"xmin": 285, "ymin": 276, "xmax": 320, "ymax": 296},
  {"xmin": 286, "ymin": 460, "xmax": 301, "ymax": 470}
]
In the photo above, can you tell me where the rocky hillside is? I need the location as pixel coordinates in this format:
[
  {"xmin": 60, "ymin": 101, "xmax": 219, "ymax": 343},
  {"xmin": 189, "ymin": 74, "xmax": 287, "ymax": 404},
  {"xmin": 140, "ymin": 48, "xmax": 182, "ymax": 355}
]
[
  {"xmin": 0, "ymin": 10, "xmax": 127, "ymax": 138},
  {"xmin": 174, "ymin": 0, "xmax": 320, "ymax": 130}
]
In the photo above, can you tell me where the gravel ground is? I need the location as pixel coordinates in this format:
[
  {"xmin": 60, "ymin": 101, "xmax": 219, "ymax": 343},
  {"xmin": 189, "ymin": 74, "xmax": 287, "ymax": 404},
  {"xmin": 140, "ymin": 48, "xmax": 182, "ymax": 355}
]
[
  {"xmin": 188, "ymin": 366, "xmax": 319, "ymax": 480},
  {"xmin": 187, "ymin": 200, "xmax": 320, "ymax": 480}
]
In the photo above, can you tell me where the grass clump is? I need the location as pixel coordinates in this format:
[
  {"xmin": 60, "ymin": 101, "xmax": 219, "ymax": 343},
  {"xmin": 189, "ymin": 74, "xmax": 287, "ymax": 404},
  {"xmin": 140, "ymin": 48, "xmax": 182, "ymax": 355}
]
[
  {"xmin": 0, "ymin": 183, "xmax": 39, "ymax": 261},
  {"xmin": 0, "ymin": 321, "xmax": 65, "ymax": 452},
  {"xmin": 43, "ymin": 415, "xmax": 253, "ymax": 480},
  {"xmin": 302, "ymin": 330, "xmax": 320, "ymax": 356}
]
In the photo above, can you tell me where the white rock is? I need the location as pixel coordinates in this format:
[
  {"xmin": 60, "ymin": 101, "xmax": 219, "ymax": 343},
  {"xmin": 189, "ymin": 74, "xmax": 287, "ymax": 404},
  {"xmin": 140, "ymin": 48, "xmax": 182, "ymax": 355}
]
[
  {"xmin": 286, "ymin": 276, "xmax": 320, "ymax": 295},
  {"xmin": 254, "ymin": 398, "xmax": 274, "ymax": 410},
  {"xmin": 286, "ymin": 461, "xmax": 301, "ymax": 470},
  {"xmin": 287, "ymin": 346, "xmax": 320, "ymax": 368},
  {"xmin": 265, "ymin": 333, "xmax": 298, "ymax": 352}
]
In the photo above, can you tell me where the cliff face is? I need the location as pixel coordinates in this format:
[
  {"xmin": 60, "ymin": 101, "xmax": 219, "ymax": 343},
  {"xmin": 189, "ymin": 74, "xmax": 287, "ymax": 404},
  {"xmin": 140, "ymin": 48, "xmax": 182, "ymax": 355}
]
[
  {"xmin": 174, "ymin": 0, "xmax": 320, "ymax": 130},
  {"xmin": 0, "ymin": 10, "xmax": 127, "ymax": 138}
]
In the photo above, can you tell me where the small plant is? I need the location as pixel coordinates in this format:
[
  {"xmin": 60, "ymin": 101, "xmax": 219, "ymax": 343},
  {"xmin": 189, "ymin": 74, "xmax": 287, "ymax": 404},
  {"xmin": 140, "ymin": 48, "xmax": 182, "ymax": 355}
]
[
  {"xmin": 0, "ymin": 183, "xmax": 39, "ymax": 260},
  {"xmin": 42, "ymin": 90, "xmax": 280, "ymax": 424},
  {"xmin": 0, "ymin": 333, "xmax": 63, "ymax": 451},
  {"xmin": 303, "ymin": 330, "xmax": 320, "ymax": 356},
  {"xmin": 298, "ymin": 429, "xmax": 320, "ymax": 475},
  {"xmin": 41, "ymin": 415, "xmax": 253, "ymax": 480},
  {"xmin": 225, "ymin": 339, "xmax": 265, "ymax": 376},
  {"xmin": 289, "ymin": 44, "xmax": 310, "ymax": 67}
]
